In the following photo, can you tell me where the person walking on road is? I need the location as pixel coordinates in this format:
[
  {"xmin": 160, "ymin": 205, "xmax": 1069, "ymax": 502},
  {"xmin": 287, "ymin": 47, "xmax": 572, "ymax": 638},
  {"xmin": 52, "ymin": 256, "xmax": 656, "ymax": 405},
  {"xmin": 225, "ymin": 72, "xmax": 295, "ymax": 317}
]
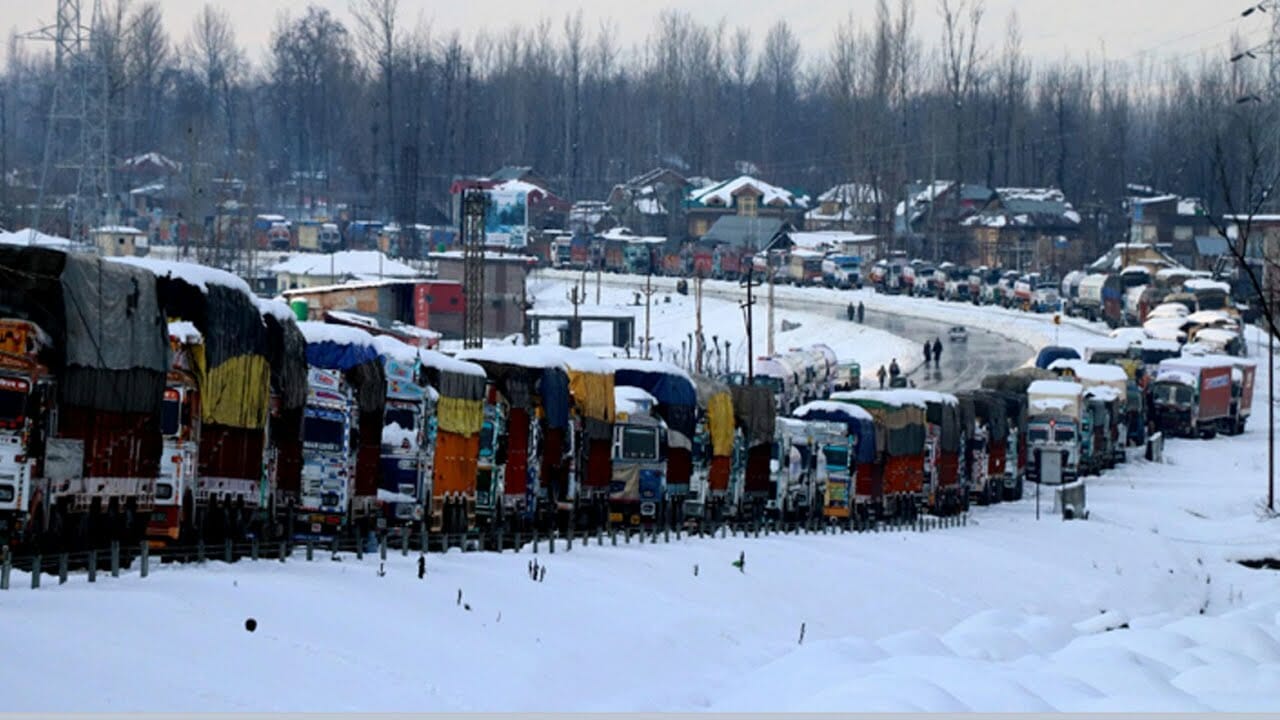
[
  {"xmin": 877, "ymin": 365, "xmax": 887, "ymax": 388},
  {"xmin": 889, "ymin": 359, "xmax": 901, "ymax": 380},
  {"xmin": 933, "ymin": 338, "xmax": 943, "ymax": 364},
  {"xmin": 923, "ymin": 341, "xmax": 933, "ymax": 367},
  {"xmin": 857, "ymin": 302, "xmax": 865, "ymax": 323},
  {"xmin": 847, "ymin": 302, "xmax": 855, "ymax": 321}
]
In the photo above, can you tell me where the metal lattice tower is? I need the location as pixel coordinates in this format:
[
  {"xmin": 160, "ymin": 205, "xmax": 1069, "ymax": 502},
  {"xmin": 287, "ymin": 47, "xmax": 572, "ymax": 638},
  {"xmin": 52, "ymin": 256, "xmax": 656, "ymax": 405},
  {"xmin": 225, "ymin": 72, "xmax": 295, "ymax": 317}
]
[
  {"xmin": 25, "ymin": 0, "xmax": 112, "ymax": 240},
  {"xmin": 461, "ymin": 188, "xmax": 488, "ymax": 349}
]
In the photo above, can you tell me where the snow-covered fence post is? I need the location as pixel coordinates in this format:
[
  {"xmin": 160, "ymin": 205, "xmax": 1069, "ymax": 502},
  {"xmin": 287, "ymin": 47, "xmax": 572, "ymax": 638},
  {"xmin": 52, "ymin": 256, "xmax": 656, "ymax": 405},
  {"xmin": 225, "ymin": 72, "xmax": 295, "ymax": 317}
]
[
  {"xmin": 278, "ymin": 540, "xmax": 287, "ymax": 562},
  {"xmin": 111, "ymin": 541, "xmax": 120, "ymax": 577},
  {"xmin": 140, "ymin": 541, "xmax": 149, "ymax": 578},
  {"xmin": 402, "ymin": 530, "xmax": 409, "ymax": 556},
  {"xmin": 0, "ymin": 548, "xmax": 9, "ymax": 589},
  {"xmin": 549, "ymin": 529, "xmax": 556, "ymax": 554},
  {"xmin": 611, "ymin": 528, "xmax": 617, "ymax": 546},
  {"xmin": 305, "ymin": 541, "xmax": 314, "ymax": 561},
  {"xmin": 57, "ymin": 553, "xmax": 67, "ymax": 584},
  {"xmin": 30, "ymin": 555, "xmax": 40, "ymax": 588}
]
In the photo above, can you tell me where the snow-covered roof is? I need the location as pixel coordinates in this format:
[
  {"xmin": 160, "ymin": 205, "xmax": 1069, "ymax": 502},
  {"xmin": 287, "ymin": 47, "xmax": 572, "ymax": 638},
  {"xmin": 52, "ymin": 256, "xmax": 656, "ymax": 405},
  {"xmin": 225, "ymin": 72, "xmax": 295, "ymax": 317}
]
[
  {"xmin": 556, "ymin": 347, "xmax": 613, "ymax": 374},
  {"xmin": 688, "ymin": 175, "xmax": 808, "ymax": 209},
  {"xmin": 1183, "ymin": 278, "xmax": 1230, "ymax": 293},
  {"xmin": 268, "ymin": 251, "xmax": 421, "ymax": 279},
  {"xmin": 1192, "ymin": 328, "xmax": 1241, "ymax": 345},
  {"xmin": 1186, "ymin": 310, "xmax": 1235, "ymax": 326},
  {"xmin": 1027, "ymin": 380, "xmax": 1084, "ymax": 398},
  {"xmin": 1154, "ymin": 369, "xmax": 1197, "ymax": 387},
  {"xmin": 457, "ymin": 345, "xmax": 572, "ymax": 371},
  {"xmin": 1108, "ymin": 328, "xmax": 1149, "ymax": 343},
  {"xmin": 92, "ymin": 225, "xmax": 145, "ymax": 235},
  {"xmin": 1049, "ymin": 360, "xmax": 1128, "ymax": 383},
  {"xmin": 1159, "ymin": 356, "xmax": 1235, "ymax": 372},
  {"xmin": 297, "ymin": 320, "xmax": 378, "ymax": 349},
  {"xmin": 1029, "ymin": 397, "xmax": 1078, "ymax": 413},
  {"xmin": 110, "ymin": 256, "xmax": 254, "ymax": 296},
  {"xmin": 255, "ymin": 297, "xmax": 298, "ymax": 324},
  {"xmin": 792, "ymin": 400, "xmax": 874, "ymax": 423},
  {"xmin": 1148, "ymin": 303, "xmax": 1189, "ymax": 319},
  {"xmin": 121, "ymin": 151, "xmax": 180, "ymax": 172},
  {"xmin": 817, "ymin": 182, "xmax": 882, "ymax": 205},
  {"xmin": 786, "ymin": 231, "xmax": 876, "ymax": 250},
  {"xmin": 828, "ymin": 390, "xmax": 929, "ymax": 409},
  {"xmin": 1085, "ymin": 386, "xmax": 1121, "ymax": 402},
  {"xmin": 599, "ymin": 227, "xmax": 665, "ymax": 244},
  {"xmin": 605, "ymin": 357, "xmax": 693, "ymax": 382},
  {"xmin": 1133, "ymin": 338, "xmax": 1182, "ymax": 352}
]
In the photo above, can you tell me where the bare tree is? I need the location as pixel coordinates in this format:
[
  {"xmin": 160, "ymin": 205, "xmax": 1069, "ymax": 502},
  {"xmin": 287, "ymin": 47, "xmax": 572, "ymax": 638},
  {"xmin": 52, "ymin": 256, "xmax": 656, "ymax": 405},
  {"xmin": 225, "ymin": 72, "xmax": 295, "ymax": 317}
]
[
  {"xmin": 127, "ymin": 1, "xmax": 170, "ymax": 151},
  {"xmin": 350, "ymin": 0, "xmax": 399, "ymax": 217},
  {"xmin": 938, "ymin": 0, "xmax": 985, "ymax": 182}
]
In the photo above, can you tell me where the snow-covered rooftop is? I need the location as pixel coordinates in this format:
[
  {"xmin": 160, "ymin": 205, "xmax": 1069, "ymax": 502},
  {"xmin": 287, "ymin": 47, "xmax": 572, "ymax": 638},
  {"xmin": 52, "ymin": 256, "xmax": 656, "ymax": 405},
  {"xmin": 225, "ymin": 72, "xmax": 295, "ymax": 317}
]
[
  {"xmin": 1027, "ymin": 380, "xmax": 1085, "ymax": 398},
  {"xmin": 297, "ymin": 320, "xmax": 378, "ymax": 349},
  {"xmin": 792, "ymin": 400, "xmax": 875, "ymax": 423},
  {"xmin": 1048, "ymin": 359, "xmax": 1129, "ymax": 383},
  {"xmin": 457, "ymin": 345, "xmax": 572, "ymax": 371},
  {"xmin": 268, "ymin": 251, "xmax": 421, "ymax": 280},
  {"xmin": 688, "ymin": 175, "xmax": 808, "ymax": 210},
  {"xmin": 828, "ymin": 389, "xmax": 929, "ymax": 409}
]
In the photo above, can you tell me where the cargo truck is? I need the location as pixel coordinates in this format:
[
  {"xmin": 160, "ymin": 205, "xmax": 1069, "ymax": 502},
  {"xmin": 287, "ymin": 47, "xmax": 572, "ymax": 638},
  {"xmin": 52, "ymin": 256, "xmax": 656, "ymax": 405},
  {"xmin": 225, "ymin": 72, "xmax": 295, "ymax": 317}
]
[
  {"xmin": 1152, "ymin": 357, "xmax": 1235, "ymax": 438},
  {"xmin": 1026, "ymin": 380, "xmax": 1083, "ymax": 484}
]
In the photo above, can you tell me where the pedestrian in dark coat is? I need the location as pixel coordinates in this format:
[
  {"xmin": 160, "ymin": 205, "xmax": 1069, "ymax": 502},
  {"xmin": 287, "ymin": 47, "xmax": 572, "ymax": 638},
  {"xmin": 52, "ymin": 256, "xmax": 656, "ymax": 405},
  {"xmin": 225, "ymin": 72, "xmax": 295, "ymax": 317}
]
[{"xmin": 924, "ymin": 342, "xmax": 933, "ymax": 366}]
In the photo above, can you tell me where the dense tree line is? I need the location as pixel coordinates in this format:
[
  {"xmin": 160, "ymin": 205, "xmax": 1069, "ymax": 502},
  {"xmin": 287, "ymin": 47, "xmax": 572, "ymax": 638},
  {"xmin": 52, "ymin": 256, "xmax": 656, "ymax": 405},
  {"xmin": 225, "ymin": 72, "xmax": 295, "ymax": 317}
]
[{"xmin": 0, "ymin": 0, "xmax": 1274, "ymax": 242}]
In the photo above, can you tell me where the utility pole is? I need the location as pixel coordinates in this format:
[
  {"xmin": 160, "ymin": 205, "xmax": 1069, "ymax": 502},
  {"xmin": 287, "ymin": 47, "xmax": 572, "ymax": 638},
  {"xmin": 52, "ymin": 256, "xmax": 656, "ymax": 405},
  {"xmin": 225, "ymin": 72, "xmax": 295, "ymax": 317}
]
[
  {"xmin": 767, "ymin": 260, "xmax": 776, "ymax": 357},
  {"xmin": 741, "ymin": 267, "xmax": 760, "ymax": 383},
  {"xmin": 694, "ymin": 274, "xmax": 705, "ymax": 374},
  {"xmin": 462, "ymin": 187, "xmax": 488, "ymax": 349},
  {"xmin": 566, "ymin": 283, "xmax": 584, "ymax": 349},
  {"xmin": 641, "ymin": 269, "xmax": 656, "ymax": 359}
]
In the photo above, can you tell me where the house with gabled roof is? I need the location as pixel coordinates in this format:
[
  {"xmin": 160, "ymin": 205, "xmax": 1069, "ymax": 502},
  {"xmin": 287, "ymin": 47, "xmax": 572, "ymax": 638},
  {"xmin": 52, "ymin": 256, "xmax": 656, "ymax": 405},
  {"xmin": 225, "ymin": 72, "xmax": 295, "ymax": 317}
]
[
  {"xmin": 1126, "ymin": 184, "xmax": 1212, "ymax": 267},
  {"xmin": 605, "ymin": 167, "xmax": 691, "ymax": 238},
  {"xmin": 684, "ymin": 175, "xmax": 809, "ymax": 240},
  {"xmin": 961, "ymin": 187, "xmax": 1083, "ymax": 272}
]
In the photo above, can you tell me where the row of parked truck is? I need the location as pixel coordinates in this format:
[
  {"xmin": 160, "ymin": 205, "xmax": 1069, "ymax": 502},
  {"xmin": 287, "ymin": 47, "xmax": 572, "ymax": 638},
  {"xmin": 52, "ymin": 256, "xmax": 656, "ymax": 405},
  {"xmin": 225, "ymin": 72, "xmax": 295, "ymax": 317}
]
[{"xmin": 0, "ymin": 245, "xmax": 1258, "ymax": 556}]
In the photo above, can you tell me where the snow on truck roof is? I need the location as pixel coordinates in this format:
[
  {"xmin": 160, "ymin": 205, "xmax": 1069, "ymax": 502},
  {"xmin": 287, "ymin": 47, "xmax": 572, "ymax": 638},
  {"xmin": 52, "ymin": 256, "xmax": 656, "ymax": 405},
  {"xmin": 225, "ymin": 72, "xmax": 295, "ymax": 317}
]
[
  {"xmin": 604, "ymin": 357, "xmax": 693, "ymax": 382},
  {"xmin": 829, "ymin": 389, "xmax": 946, "ymax": 408},
  {"xmin": 1159, "ymin": 356, "xmax": 1236, "ymax": 371},
  {"xmin": 1183, "ymin": 278, "xmax": 1230, "ymax": 293},
  {"xmin": 256, "ymin": 296, "xmax": 298, "ymax": 324},
  {"xmin": 792, "ymin": 400, "xmax": 874, "ymax": 423},
  {"xmin": 110, "ymin": 256, "xmax": 254, "ymax": 296},
  {"xmin": 1027, "ymin": 380, "xmax": 1085, "ymax": 397},
  {"xmin": 371, "ymin": 335, "xmax": 486, "ymax": 378},
  {"xmin": 1155, "ymin": 369, "xmax": 1198, "ymax": 387},
  {"xmin": 1048, "ymin": 360, "xmax": 1128, "ymax": 383},
  {"xmin": 457, "ymin": 345, "xmax": 571, "ymax": 371},
  {"xmin": 1085, "ymin": 386, "xmax": 1122, "ymax": 402},
  {"xmin": 297, "ymin": 320, "xmax": 378, "ymax": 349}
]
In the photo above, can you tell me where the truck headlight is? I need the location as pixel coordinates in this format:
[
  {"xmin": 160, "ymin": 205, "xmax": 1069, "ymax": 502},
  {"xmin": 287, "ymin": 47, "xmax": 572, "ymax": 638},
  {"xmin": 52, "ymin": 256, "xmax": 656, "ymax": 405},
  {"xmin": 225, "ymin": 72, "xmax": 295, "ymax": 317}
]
[{"xmin": 0, "ymin": 484, "xmax": 14, "ymax": 503}]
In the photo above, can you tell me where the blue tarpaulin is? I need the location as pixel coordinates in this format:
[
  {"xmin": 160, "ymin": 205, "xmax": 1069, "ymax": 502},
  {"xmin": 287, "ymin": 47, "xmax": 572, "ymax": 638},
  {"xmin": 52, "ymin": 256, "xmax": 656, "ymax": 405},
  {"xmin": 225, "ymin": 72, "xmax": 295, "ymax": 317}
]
[
  {"xmin": 306, "ymin": 340, "xmax": 380, "ymax": 372},
  {"xmin": 613, "ymin": 367, "xmax": 697, "ymax": 437}
]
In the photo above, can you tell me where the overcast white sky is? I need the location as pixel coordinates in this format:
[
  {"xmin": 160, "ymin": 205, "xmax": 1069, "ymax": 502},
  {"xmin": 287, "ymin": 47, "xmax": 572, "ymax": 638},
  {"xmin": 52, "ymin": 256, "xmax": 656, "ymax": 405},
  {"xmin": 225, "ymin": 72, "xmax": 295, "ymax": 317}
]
[{"xmin": 1, "ymin": 0, "xmax": 1266, "ymax": 68}]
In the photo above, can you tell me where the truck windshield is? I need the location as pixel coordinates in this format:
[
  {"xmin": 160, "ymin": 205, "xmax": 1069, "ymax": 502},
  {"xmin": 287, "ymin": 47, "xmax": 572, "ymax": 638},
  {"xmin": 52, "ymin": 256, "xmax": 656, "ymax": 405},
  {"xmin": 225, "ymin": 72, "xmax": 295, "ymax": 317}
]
[
  {"xmin": 620, "ymin": 426, "xmax": 658, "ymax": 460},
  {"xmin": 160, "ymin": 398, "xmax": 182, "ymax": 437},
  {"xmin": 1154, "ymin": 384, "xmax": 1194, "ymax": 406},
  {"xmin": 384, "ymin": 407, "xmax": 417, "ymax": 431},
  {"xmin": 1029, "ymin": 427, "xmax": 1049, "ymax": 443},
  {"xmin": 823, "ymin": 445, "xmax": 848, "ymax": 468},
  {"xmin": 479, "ymin": 421, "xmax": 495, "ymax": 454},
  {"xmin": 0, "ymin": 386, "xmax": 26, "ymax": 425},
  {"xmin": 1055, "ymin": 428, "xmax": 1076, "ymax": 442},
  {"xmin": 304, "ymin": 415, "xmax": 345, "ymax": 449}
]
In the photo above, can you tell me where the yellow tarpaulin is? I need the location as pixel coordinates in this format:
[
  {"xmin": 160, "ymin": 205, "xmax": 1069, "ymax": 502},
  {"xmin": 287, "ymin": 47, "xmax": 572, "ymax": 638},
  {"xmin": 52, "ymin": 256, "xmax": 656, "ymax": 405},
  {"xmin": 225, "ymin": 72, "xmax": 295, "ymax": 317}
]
[
  {"xmin": 708, "ymin": 390, "xmax": 735, "ymax": 457},
  {"xmin": 437, "ymin": 396, "xmax": 484, "ymax": 436},
  {"xmin": 568, "ymin": 369, "xmax": 615, "ymax": 424},
  {"xmin": 202, "ymin": 353, "xmax": 270, "ymax": 430}
]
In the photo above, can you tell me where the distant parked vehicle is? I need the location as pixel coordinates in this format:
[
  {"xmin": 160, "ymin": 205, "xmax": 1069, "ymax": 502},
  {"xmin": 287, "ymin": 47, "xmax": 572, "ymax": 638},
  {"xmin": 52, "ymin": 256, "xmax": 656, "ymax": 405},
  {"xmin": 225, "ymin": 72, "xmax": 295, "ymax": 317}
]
[{"xmin": 948, "ymin": 326, "xmax": 968, "ymax": 343}]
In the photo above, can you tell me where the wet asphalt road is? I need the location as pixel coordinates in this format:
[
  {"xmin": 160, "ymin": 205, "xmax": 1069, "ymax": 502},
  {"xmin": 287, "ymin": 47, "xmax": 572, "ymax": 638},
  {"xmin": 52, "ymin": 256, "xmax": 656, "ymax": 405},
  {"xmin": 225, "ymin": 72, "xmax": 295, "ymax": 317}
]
[{"xmin": 758, "ymin": 293, "xmax": 1034, "ymax": 392}]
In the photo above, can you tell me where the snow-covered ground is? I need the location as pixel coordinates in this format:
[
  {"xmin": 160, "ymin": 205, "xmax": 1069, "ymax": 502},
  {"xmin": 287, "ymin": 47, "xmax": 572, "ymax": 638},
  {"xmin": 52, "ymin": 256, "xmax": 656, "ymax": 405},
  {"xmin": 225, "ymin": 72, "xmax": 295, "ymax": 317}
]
[
  {"xmin": 5, "ymin": 276, "xmax": 1278, "ymax": 712},
  {"xmin": 522, "ymin": 273, "xmax": 921, "ymax": 379}
]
